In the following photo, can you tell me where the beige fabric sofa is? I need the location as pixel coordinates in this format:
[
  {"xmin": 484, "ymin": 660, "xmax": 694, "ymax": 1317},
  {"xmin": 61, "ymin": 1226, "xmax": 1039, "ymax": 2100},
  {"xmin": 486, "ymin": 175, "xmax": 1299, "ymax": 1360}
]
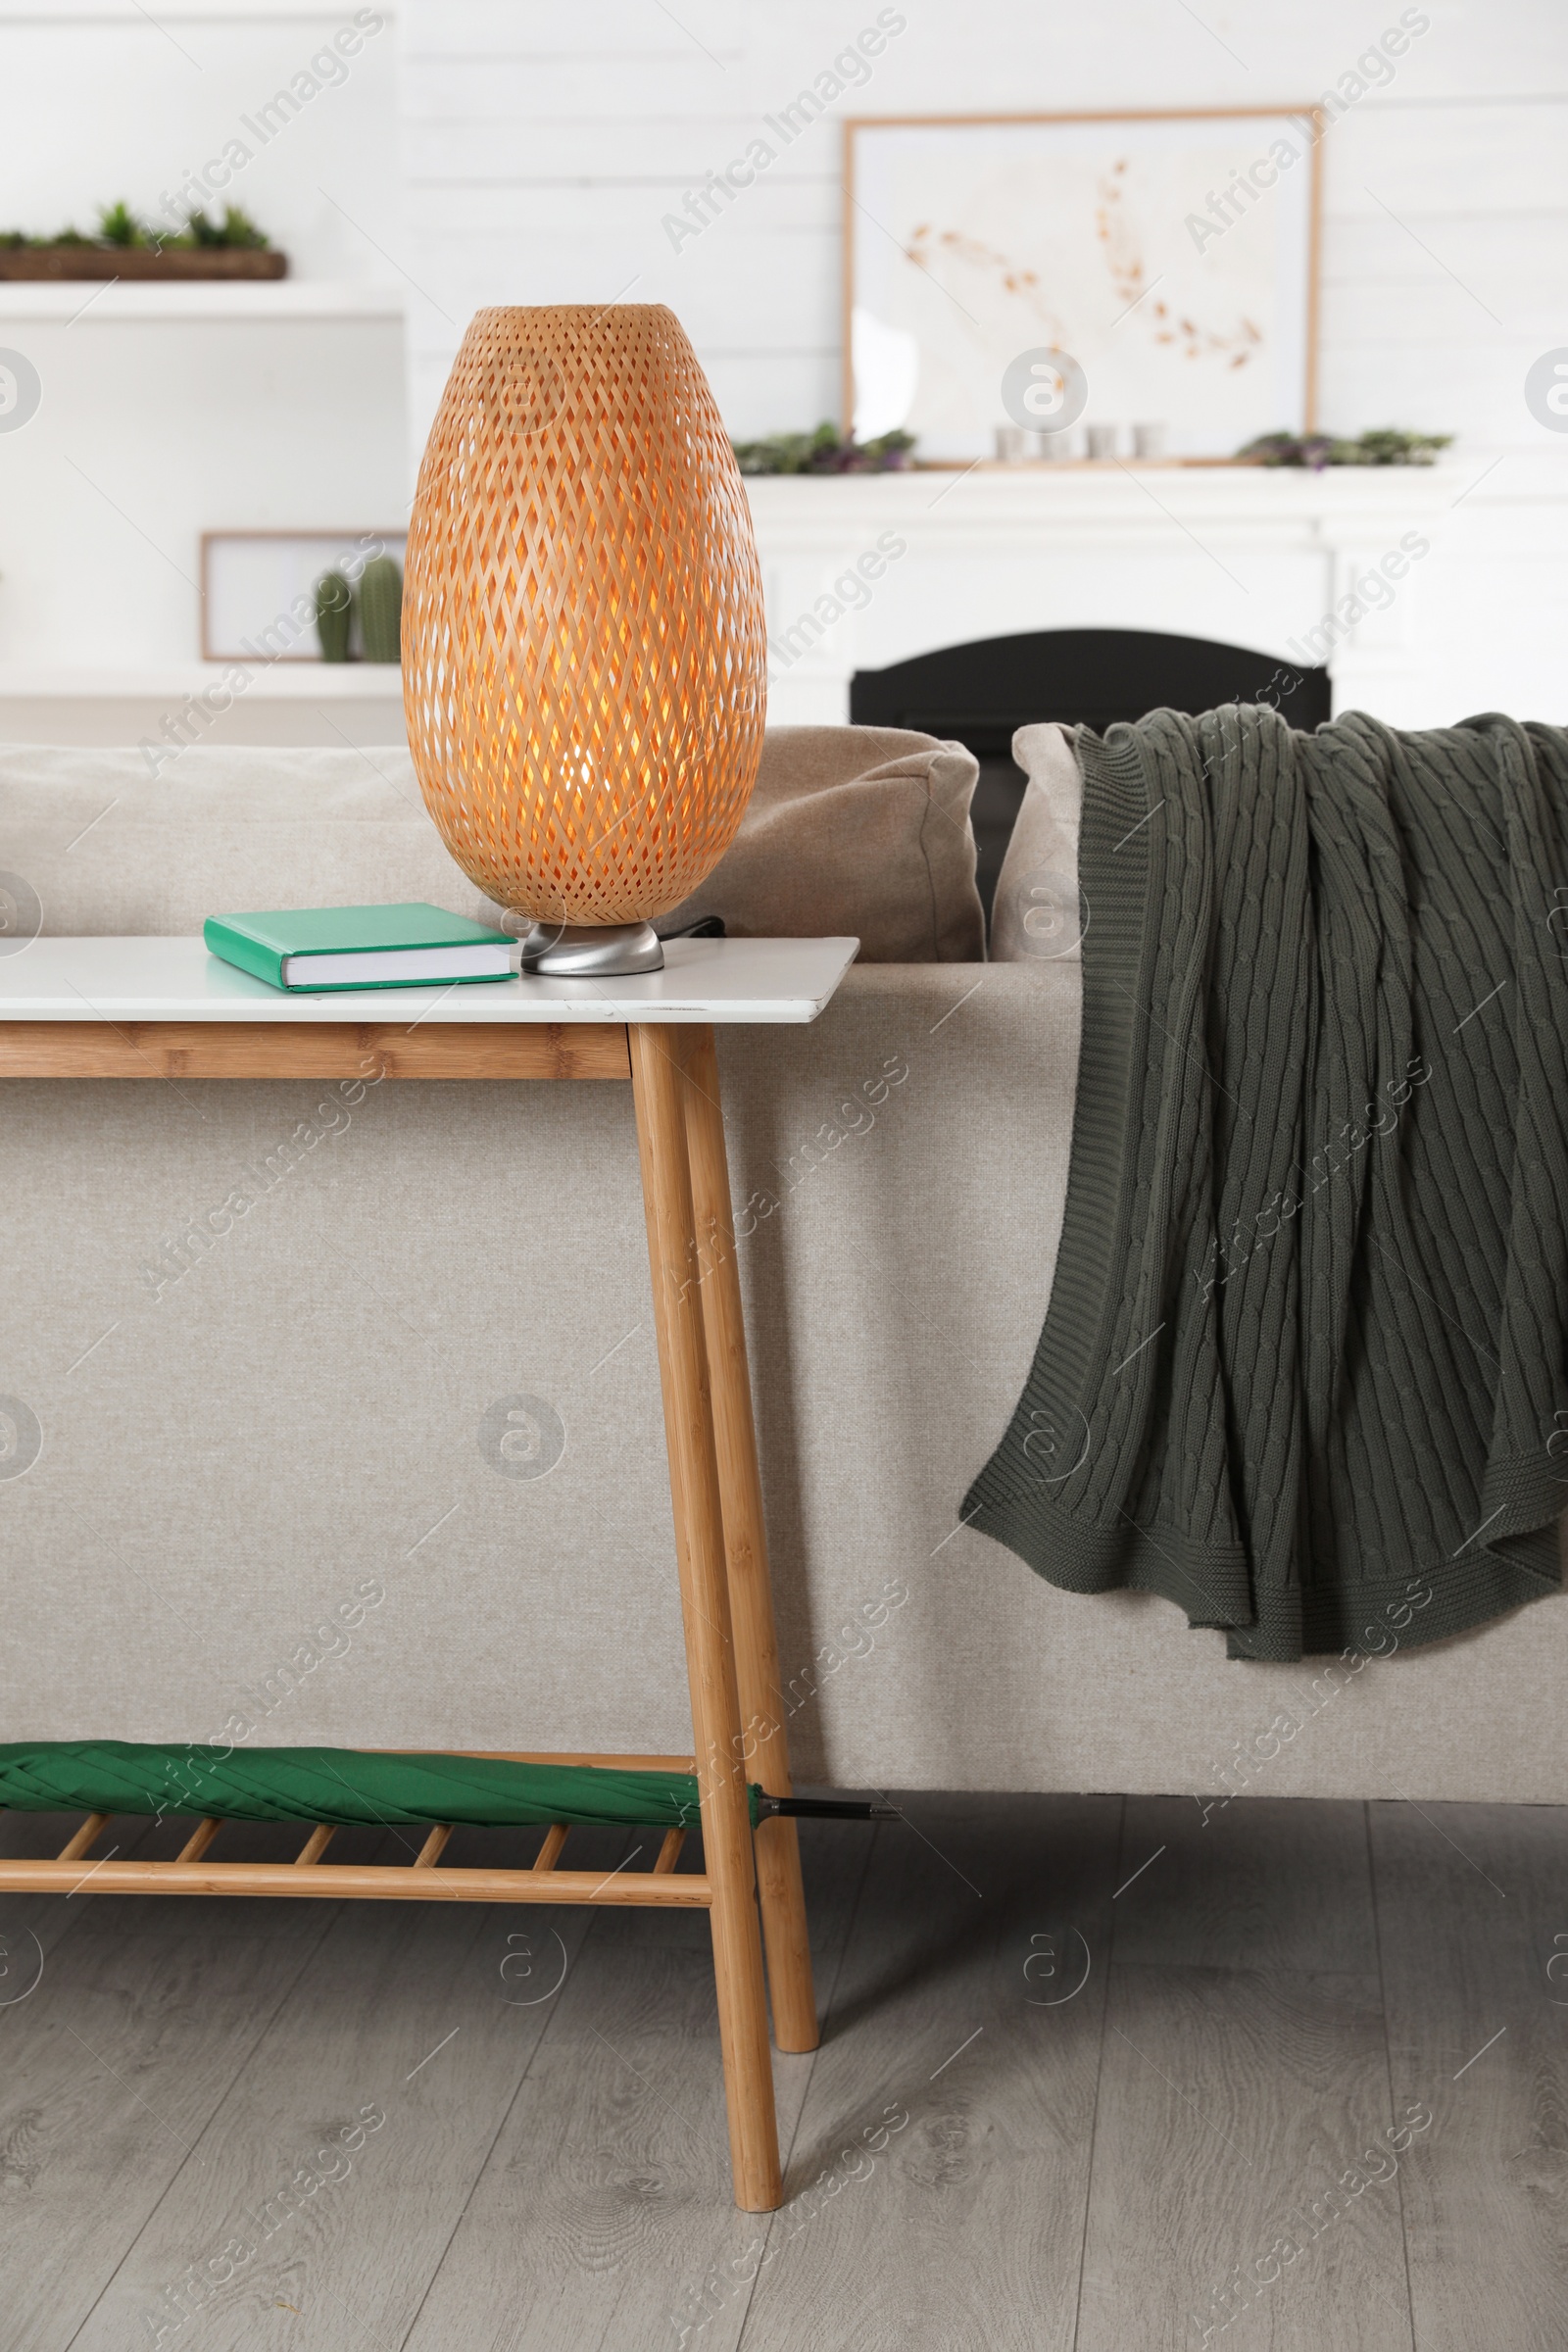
[{"xmin": 3, "ymin": 739, "xmax": 1564, "ymax": 1807}]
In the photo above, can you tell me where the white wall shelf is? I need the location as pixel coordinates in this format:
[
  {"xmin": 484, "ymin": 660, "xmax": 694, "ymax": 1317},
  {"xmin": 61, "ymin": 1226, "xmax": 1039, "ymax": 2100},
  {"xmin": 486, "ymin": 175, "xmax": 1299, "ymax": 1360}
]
[
  {"xmin": 0, "ymin": 280, "xmax": 406, "ymax": 322},
  {"xmin": 0, "ymin": 665, "xmax": 403, "ymax": 700}
]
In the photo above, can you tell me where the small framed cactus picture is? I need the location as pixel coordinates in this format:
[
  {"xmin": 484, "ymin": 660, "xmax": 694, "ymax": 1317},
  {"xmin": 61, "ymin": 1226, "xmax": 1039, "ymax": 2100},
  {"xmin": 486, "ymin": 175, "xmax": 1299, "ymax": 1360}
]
[{"xmin": 201, "ymin": 529, "xmax": 408, "ymax": 662}]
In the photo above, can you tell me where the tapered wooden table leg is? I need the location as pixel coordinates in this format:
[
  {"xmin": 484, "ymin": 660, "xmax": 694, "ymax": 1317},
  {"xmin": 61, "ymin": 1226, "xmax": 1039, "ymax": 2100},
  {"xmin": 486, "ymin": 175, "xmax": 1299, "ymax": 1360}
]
[
  {"xmin": 630, "ymin": 1023, "xmax": 783, "ymax": 2214},
  {"xmin": 677, "ymin": 1026, "xmax": 819, "ymax": 2055}
]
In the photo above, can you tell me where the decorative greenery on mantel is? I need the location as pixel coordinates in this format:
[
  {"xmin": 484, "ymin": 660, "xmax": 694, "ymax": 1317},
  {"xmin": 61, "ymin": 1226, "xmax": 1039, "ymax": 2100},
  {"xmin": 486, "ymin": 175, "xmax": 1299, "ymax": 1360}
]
[
  {"xmin": 1239, "ymin": 427, "xmax": 1452, "ymax": 468},
  {"xmin": 731, "ymin": 422, "xmax": 917, "ymax": 475},
  {"xmin": 733, "ymin": 421, "xmax": 1453, "ymax": 475}
]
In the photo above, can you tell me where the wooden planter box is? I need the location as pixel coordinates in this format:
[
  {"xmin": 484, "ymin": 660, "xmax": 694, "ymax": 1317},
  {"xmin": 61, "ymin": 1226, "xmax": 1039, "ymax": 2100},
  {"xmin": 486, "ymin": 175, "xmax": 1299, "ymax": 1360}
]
[{"xmin": 0, "ymin": 247, "xmax": 287, "ymax": 281}]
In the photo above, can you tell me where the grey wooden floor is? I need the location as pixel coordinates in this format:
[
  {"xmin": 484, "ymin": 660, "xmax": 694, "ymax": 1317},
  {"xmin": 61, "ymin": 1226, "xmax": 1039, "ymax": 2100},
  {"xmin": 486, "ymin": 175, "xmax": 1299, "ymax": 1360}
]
[{"xmin": 2, "ymin": 1791, "xmax": 1565, "ymax": 2351}]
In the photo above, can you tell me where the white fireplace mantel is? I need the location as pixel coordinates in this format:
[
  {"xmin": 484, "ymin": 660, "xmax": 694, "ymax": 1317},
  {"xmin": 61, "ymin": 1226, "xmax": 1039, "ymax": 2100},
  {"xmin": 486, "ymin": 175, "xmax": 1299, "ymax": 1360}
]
[{"xmin": 747, "ymin": 457, "xmax": 1568, "ymax": 733}]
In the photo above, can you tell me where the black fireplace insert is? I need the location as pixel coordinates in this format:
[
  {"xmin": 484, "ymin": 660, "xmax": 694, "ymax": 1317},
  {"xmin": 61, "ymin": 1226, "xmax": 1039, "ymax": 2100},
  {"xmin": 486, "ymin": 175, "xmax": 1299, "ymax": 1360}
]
[{"xmin": 850, "ymin": 627, "xmax": 1332, "ymax": 921}]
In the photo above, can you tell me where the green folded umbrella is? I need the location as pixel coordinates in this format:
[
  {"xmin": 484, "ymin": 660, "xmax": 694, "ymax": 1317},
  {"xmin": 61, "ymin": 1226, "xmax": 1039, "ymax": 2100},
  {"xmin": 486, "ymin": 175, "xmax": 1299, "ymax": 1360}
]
[{"xmin": 0, "ymin": 1741, "xmax": 889, "ymax": 1833}]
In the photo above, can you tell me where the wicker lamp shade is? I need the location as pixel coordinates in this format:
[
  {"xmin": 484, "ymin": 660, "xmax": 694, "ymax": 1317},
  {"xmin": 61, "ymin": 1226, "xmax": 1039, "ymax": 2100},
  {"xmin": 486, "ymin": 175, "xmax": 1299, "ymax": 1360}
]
[{"xmin": 403, "ymin": 307, "xmax": 767, "ymax": 956}]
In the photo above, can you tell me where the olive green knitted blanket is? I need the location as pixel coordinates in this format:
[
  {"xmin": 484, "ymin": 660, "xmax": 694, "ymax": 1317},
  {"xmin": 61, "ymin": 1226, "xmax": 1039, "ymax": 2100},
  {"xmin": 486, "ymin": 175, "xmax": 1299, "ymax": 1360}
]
[{"xmin": 965, "ymin": 708, "xmax": 1568, "ymax": 1659}]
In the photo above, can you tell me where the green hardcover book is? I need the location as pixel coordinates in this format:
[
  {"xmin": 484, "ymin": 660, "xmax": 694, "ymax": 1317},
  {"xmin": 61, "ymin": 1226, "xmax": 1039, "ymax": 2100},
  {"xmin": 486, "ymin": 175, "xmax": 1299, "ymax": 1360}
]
[{"xmin": 203, "ymin": 904, "xmax": 515, "ymax": 993}]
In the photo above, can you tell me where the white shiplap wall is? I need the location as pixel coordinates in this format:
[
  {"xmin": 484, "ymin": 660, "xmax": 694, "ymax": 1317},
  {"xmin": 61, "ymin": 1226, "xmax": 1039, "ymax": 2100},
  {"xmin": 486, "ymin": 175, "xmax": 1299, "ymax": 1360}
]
[
  {"xmin": 396, "ymin": 0, "xmax": 1568, "ymax": 462},
  {"xmin": 0, "ymin": 2, "xmax": 411, "ymax": 695},
  {"xmin": 0, "ymin": 1, "xmax": 403, "ymax": 283},
  {"xmin": 0, "ymin": 0, "xmax": 1561, "ymax": 715}
]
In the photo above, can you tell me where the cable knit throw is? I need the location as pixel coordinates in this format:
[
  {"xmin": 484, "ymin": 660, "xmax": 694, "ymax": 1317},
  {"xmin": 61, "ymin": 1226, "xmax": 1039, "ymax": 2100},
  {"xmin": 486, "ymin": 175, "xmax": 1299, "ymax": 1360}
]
[{"xmin": 965, "ymin": 708, "xmax": 1568, "ymax": 1660}]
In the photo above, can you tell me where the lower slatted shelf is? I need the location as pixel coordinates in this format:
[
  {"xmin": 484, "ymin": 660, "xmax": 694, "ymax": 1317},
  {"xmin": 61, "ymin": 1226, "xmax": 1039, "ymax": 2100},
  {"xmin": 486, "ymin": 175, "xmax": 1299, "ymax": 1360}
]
[{"xmin": 0, "ymin": 1742, "xmax": 716, "ymax": 1906}]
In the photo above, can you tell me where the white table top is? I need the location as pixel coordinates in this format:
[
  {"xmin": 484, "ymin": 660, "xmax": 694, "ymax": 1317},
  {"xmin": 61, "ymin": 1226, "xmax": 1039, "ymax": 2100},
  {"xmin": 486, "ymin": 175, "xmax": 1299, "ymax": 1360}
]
[{"xmin": 0, "ymin": 935, "xmax": 859, "ymax": 1026}]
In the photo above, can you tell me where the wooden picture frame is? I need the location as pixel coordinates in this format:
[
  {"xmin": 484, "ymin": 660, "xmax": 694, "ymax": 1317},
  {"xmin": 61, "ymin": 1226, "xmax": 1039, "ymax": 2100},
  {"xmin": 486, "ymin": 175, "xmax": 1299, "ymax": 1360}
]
[
  {"xmin": 843, "ymin": 108, "xmax": 1323, "ymax": 461},
  {"xmin": 199, "ymin": 528, "xmax": 408, "ymax": 662}
]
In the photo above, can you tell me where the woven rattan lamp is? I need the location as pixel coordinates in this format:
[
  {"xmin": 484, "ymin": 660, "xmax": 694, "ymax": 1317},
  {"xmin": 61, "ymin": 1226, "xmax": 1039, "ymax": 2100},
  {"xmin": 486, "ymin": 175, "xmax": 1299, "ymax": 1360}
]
[{"xmin": 403, "ymin": 306, "xmax": 767, "ymax": 977}]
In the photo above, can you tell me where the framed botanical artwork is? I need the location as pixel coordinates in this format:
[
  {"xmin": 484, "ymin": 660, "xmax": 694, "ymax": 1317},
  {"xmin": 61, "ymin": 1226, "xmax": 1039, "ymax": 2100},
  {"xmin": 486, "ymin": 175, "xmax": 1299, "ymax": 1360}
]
[{"xmin": 844, "ymin": 109, "xmax": 1322, "ymax": 461}]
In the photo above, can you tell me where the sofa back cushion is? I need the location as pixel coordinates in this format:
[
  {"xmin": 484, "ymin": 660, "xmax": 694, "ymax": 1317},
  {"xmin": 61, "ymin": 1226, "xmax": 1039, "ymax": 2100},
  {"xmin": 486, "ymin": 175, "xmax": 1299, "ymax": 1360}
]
[
  {"xmin": 658, "ymin": 725, "xmax": 984, "ymax": 961},
  {"xmin": 1, "ymin": 742, "xmax": 483, "ymax": 938},
  {"xmin": 989, "ymin": 722, "xmax": 1083, "ymax": 964},
  {"xmin": 0, "ymin": 727, "xmax": 983, "ymax": 960}
]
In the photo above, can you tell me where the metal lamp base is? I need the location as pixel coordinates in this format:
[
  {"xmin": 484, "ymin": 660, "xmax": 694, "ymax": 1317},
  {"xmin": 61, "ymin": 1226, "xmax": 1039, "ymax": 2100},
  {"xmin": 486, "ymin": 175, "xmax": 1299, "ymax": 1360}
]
[{"xmin": 516, "ymin": 920, "xmax": 665, "ymax": 978}]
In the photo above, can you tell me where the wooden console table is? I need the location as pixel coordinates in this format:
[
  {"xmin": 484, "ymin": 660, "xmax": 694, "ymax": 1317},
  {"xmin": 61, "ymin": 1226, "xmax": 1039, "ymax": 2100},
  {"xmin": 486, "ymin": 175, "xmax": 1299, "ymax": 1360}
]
[{"xmin": 0, "ymin": 932, "xmax": 858, "ymax": 2212}]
